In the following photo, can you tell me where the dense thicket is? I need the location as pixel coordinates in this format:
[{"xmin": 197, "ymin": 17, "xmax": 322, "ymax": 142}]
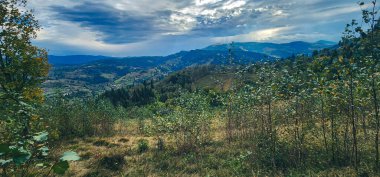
[
  {"xmin": 208, "ymin": 6, "xmax": 380, "ymax": 173},
  {"xmin": 40, "ymin": 98, "xmax": 126, "ymax": 139}
]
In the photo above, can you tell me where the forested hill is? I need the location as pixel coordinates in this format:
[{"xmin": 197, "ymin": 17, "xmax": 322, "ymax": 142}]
[
  {"xmin": 43, "ymin": 49, "xmax": 274, "ymax": 97},
  {"xmin": 44, "ymin": 41, "xmax": 335, "ymax": 97}
]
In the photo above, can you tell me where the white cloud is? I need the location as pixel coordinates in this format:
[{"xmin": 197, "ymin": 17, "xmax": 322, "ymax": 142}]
[
  {"xmin": 35, "ymin": 21, "xmax": 152, "ymax": 56},
  {"xmin": 254, "ymin": 7, "xmax": 269, "ymax": 12},
  {"xmin": 211, "ymin": 26, "xmax": 295, "ymax": 43},
  {"xmin": 222, "ymin": 0, "xmax": 246, "ymax": 10},
  {"xmin": 169, "ymin": 13, "xmax": 197, "ymax": 32},
  {"xmin": 273, "ymin": 10, "xmax": 288, "ymax": 17},
  {"xmin": 312, "ymin": 5, "xmax": 360, "ymax": 18},
  {"xmin": 195, "ymin": 0, "xmax": 223, "ymax": 6}
]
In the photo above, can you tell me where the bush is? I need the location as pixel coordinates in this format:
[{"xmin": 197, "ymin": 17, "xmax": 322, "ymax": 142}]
[
  {"xmin": 93, "ymin": 140, "xmax": 110, "ymax": 147},
  {"xmin": 41, "ymin": 97, "xmax": 126, "ymax": 139},
  {"xmin": 100, "ymin": 154, "xmax": 125, "ymax": 171},
  {"xmin": 156, "ymin": 138, "xmax": 165, "ymax": 151},
  {"xmin": 153, "ymin": 92, "xmax": 213, "ymax": 152},
  {"xmin": 137, "ymin": 139, "xmax": 149, "ymax": 153}
]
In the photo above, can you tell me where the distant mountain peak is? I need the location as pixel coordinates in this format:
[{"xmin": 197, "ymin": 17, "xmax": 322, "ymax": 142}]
[
  {"xmin": 315, "ymin": 40, "xmax": 337, "ymax": 45},
  {"xmin": 203, "ymin": 40, "xmax": 337, "ymax": 58}
]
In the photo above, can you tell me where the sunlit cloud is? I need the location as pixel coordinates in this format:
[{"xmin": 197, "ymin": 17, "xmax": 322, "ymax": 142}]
[
  {"xmin": 195, "ymin": 0, "xmax": 223, "ymax": 6},
  {"xmin": 222, "ymin": 0, "xmax": 246, "ymax": 10},
  {"xmin": 211, "ymin": 26, "xmax": 295, "ymax": 43}
]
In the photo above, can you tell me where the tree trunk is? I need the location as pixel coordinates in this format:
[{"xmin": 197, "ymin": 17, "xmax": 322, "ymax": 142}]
[
  {"xmin": 350, "ymin": 73, "xmax": 358, "ymax": 170},
  {"xmin": 330, "ymin": 96, "xmax": 336, "ymax": 164},
  {"xmin": 321, "ymin": 98, "xmax": 328, "ymax": 153},
  {"xmin": 268, "ymin": 99, "xmax": 276, "ymax": 169},
  {"xmin": 372, "ymin": 76, "xmax": 379, "ymax": 170}
]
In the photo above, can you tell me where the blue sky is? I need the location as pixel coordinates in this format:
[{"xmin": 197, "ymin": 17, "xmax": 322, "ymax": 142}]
[{"xmin": 30, "ymin": 0, "xmax": 364, "ymax": 56}]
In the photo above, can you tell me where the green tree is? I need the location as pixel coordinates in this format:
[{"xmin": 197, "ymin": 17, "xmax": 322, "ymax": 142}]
[
  {"xmin": 0, "ymin": 0, "xmax": 49, "ymax": 141},
  {"xmin": 359, "ymin": 0, "xmax": 380, "ymax": 169}
]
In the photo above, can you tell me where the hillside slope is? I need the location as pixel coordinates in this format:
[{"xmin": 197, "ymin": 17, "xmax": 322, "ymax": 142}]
[
  {"xmin": 44, "ymin": 50, "xmax": 272, "ymax": 97},
  {"xmin": 44, "ymin": 40, "xmax": 336, "ymax": 97}
]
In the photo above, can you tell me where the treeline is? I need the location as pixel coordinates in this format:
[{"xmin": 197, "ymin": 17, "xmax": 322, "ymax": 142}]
[{"xmin": 102, "ymin": 80, "xmax": 155, "ymax": 107}]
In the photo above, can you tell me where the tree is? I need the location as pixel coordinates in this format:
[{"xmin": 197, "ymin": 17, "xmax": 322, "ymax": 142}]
[
  {"xmin": 0, "ymin": 2, "xmax": 80, "ymax": 175},
  {"xmin": 358, "ymin": 0, "xmax": 379, "ymax": 170},
  {"xmin": 341, "ymin": 20, "xmax": 360, "ymax": 169},
  {"xmin": 0, "ymin": 0, "xmax": 50, "ymax": 141}
]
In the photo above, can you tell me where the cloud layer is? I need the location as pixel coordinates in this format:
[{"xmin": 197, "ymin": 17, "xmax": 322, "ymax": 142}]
[{"xmin": 30, "ymin": 0, "xmax": 364, "ymax": 56}]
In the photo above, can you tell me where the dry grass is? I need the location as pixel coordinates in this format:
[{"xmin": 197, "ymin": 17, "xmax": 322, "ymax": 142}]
[
  {"xmin": 47, "ymin": 118, "xmax": 172, "ymax": 176},
  {"xmin": 44, "ymin": 116, "xmax": 373, "ymax": 177}
]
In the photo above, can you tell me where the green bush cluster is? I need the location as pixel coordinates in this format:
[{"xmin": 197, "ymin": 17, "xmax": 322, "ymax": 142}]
[
  {"xmin": 137, "ymin": 139, "xmax": 149, "ymax": 153},
  {"xmin": 153, "ymin": 92, "xmax": 213, "ymax": 152},
  {"xmin": 41, "ymin": 97, "xmax": 126, "ymax": 139}
]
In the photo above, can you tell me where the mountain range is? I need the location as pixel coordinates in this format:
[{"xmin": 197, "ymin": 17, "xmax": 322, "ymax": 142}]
[
  {"xmin": 203, "ymin": 40, "xmax": 337, "ymax": 58},
  {"xmin": 44, "ymin": 41, "xmax": 336, "ymax": 97},
  {"xmin": 48, "ymin": 41, "xmax": 336, "ymax": 65}
]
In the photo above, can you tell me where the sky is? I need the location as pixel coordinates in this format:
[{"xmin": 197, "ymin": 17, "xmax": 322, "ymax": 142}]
[{"xmin": 29, "ymin": 0, "xmax": 365, "ymax": 57}]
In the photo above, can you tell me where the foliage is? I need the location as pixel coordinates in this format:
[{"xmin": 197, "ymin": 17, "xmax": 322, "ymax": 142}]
[
  {"xmin": 137, "ymin": 139, "xmax": 149, "ymax": 153},
  {"xmin": 153, "ymin": 91, "xmax": 213, "ymax": 152},
  {"xmin": 0, "ymin": 131, "xmax": 79, "ymax": 176},
  {"xmin": 0, "ymin": 0, "xmax": 50, "ymax": 142},
  {"xmin": 102, "ymin": 80, "xmax": 155, "ymax": 107},
  {"xmin": 101, "ymin": 65, "xmax": 217, "ymax": 108},
  {"xmin": 99, "ymin": 154, "xmax": 125, "ymax": 171},
  {"xmin": 0, "ymin": 0, "xmax": 81, "ymax": 176},
  {"xmin": 41, "ymin": 97, "xmax": 124, "ymax": 139},
  {"xmin": 226, "ymin": 151, "xmax": 252, "ymax": 175}
]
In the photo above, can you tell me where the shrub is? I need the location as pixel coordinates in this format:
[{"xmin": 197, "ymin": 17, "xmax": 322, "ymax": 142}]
[
  {"xmin": 137, "ymin": 139, "xmax": 149, "ymax": 153},
  {"xmin": 100, "ymin": 154, "xmax": 125, "ymax": 171},
  {"xmin": 0, "ymin": 132, "xmax": 80, "ymax": 176},
  {"xmin": 156, "ymin": 138, "xmax": 165, "ymax": 151},
  {"xmin": 41, "ymin": 98, "xmax": 125, "ymax": 139},
  {"xmin": 118, "ymin": 138, "xmax": 129, "ymax": 143},
  {"xmin": 93, "ymin": 140, "xmax": 110, "ymax": 147},
  {"xmin": 153, "ymin": 92, "xmax": 213, "ymax": 152}
]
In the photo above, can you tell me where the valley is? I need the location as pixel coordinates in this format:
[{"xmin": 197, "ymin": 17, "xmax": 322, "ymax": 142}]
[{"xmin": 44, "ymin": 41, "xmax": 334, "ymax": 98}]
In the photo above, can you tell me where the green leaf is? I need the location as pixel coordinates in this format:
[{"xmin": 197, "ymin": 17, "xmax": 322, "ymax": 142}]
[
  {"xmin": 0, "ymin": 159, "xmax": 12, "ymax": 166},
  {"xmin": 0, "ymin": 144, "xmax": 10, "ymax": 155},
  {"xmin": 52, "ymin": 161, "xmax": 69, "ymax": 175},
  {"xmin": 12, "ymin": 147, "xmax": 31, "ymax": 165},
  {"xmin": 33, "ymin": 131, "xmax": 49, "ymax": 142},
  {"xmin": 36, "ymin": 162, "xmax": 50, "ymax": 168},
  {"xmin": 12, "ymin": 153, "xmax": 31, "ymax": 165},
  {"xmin": 39, "ymin": 146, "xmax": 49, "ymax": 156},
  {"xmin": 60, "ymin": 151, "xmax": 80, "ymax": 161},
  {"xmin": 36, "ymin": 163, "xmax": 44, "ymax": 167}
]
